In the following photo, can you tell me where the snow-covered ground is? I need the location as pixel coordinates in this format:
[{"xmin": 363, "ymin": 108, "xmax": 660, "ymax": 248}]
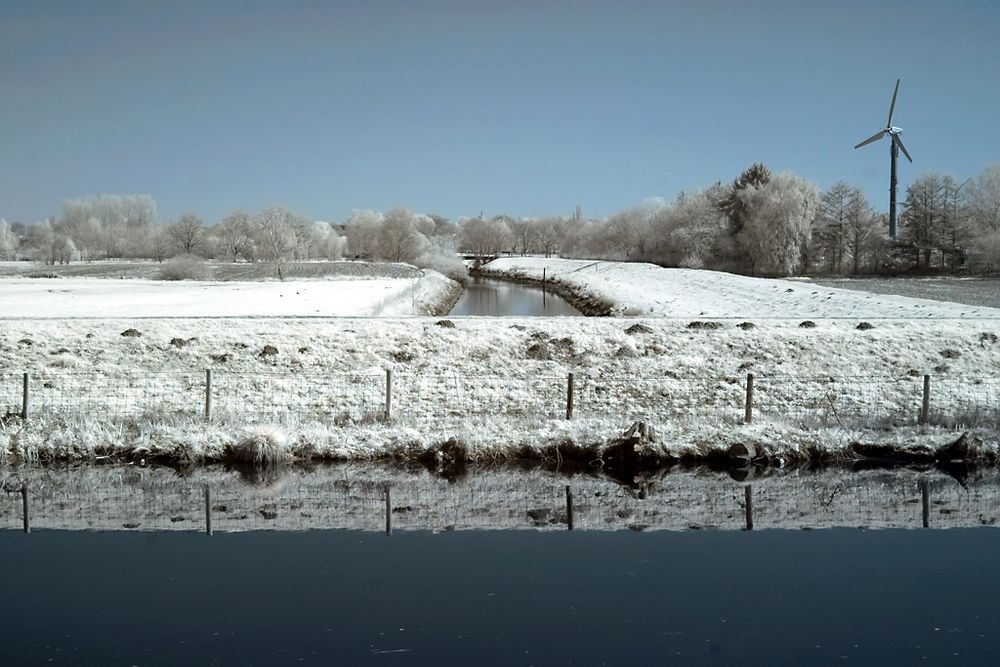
[
  {"xmin": 482, "ymin": 258, "xmax": 1000, "ymax": 319},
  {"xmin": 0, "ymin": 270, "xmax": 458, "ymax": 318},
  {"xmin": 1, "ymin": 316, "xmax": 999, "ymax": 462},
  {"xmin": 2, "ymin": 258, "xmax": 999, "ymax": 463}
]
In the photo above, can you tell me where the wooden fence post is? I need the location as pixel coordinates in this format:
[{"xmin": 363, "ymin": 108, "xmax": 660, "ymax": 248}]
[
  {"xmin": 204, "ymin": 369, "xmax": 213, "ymax": 421},
  {"xmin": 744, "ymin": 373, "xmax": 754, "ymax": 425},
  {"xmin": 384, "ymin": 486, "xmax": 392, "ymax": 536},
  {"xmin": 920, "ymin": 480, "xmax": 929, "ymax": 528},
  {"xmin": 21, "ymin": 486, "xmax": 29, "ymax": 534},
  {"xmin": 205, "ymin": 486, "xmax": 213, "ymax": 536},
  {"xmin": 566, "ymin": 485, "xmax": 574, "ymax": 531},
  {"xmin": 385, "ymin": 369, "xmax": 393, "ymax": 421},
  {"xmin": 919, "ymin": 374, "xmax": 930, "ymax": 425},
  {"xmin": 21, "ymin": 372, "xmax": 29, "ymax": 420},
  {"xmin": 744, "ymin": 484, "xmax": 753, "ymax": 531},
  {"xmin": 565, "ymin": 372, "xmax": 575, "ymax": 420}
]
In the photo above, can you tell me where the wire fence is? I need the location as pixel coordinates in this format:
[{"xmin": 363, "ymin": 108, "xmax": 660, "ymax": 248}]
[{"xmin": 1, "ymin": 369, "xmax": 999, "ymax": 429}]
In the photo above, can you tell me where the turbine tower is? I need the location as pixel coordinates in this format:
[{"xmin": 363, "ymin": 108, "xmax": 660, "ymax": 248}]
[{"xmin": 854, "ymin": 79, "xmax": 913, "ymax": 240}]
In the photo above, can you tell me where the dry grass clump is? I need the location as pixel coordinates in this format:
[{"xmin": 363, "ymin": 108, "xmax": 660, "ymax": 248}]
[
  {"xmin": 157, "ymin": 255, "xmax": 212, "ymax": 281},
  {"xmin": 226, "ymin": 426, "xmax": 293, "ymax": 465}
]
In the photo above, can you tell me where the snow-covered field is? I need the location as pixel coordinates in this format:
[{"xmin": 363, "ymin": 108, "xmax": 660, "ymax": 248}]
[
  {"xmin": 0, "ymin": 270, "xmax": 458, "ymax": 318},
  {"xmin": 813, "ymin": 276, "xmax": 1000, "ymax": 310},
  {"xmin": 2, "ymin": 258, "xmax": 999, "ymax": 463},
  {"xmin": 482, "ymin": 258, "xmax": 1000, "ymax": 319}
]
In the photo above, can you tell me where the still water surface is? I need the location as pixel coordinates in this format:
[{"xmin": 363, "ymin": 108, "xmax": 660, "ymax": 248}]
[
  {"xmin": 449, "ymin": 276, "xmax": 581, "ymax": 316},
  {"xmin": 5, "ymin": 463, "xmax": 1000, "ymax": 664},
  {"xmin": 3, "ymin": 528, "xmax": 998, "ymax": 664}
]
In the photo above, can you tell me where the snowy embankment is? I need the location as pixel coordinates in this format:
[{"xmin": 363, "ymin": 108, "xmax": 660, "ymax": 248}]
[
  {"xmin": 2, "ymin": 315, "xmax": 1000, "ymax": 464},
  {"xmin": 1, "ymin": 464, "xmax": 996, "ymax": 533},
  {"xmin": 0, "ymin": 269, "xmax": 460, "ymax": 318},
  {"xmin": 481, "ymin": 258, "xmax": 1000, "ymax": 319}
]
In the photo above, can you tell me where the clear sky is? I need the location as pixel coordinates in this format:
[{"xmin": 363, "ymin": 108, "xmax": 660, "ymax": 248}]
[{"xmin": 1, "ymin": 0, "xmax": 998, "ymax": 225}]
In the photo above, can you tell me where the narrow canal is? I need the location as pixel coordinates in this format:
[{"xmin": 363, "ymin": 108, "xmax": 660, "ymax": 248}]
[{"xmin": 449, "ymin": 276, "xmax": 581, "ymax": 316}]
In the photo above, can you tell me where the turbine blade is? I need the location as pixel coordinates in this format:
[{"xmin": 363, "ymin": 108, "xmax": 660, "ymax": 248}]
[
  {"xmin": 893, "ymin": 134, "xmax": 913, "ymax": 162},
  {"xmin": 854, "ymin": 130, "xmax": 886, "ymax": 149},
  {"xmin": 887, "ymin": 78, "xmax": 900, "ymax": 127}
]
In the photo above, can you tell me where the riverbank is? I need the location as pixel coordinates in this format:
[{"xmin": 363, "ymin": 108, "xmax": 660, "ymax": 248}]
[
  {"xmin": 480, "ymin": 258, "xmax": 1000, "ymax": 319},
  {"xmin": 2, "ymin": 316, "xmax": 1000, "ymax": 465}
]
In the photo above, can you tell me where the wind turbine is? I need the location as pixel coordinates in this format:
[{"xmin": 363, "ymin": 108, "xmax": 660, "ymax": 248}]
[{"xmin": 854, "ymin": 79, "xmax": 913, "ymax": 240}]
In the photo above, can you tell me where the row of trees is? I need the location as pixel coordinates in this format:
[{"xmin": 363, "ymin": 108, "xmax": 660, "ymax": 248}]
[
  {"xmin": 545, "ymin": 163, "xmax": 1000, "ymax": 276},
  {"xmin": 2, "ymin": 164, "xmax": 999, "ymax": 277}
]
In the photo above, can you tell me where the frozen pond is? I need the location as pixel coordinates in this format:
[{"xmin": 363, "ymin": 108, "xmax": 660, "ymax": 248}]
[{"xmin": 449, "ymin": 276, "xmax": 581, "ymax": 316}]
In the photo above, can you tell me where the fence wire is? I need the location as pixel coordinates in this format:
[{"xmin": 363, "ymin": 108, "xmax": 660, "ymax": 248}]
[{"xmin": 2, "ymin": 370, "xmax": 999, "ymax": 429}]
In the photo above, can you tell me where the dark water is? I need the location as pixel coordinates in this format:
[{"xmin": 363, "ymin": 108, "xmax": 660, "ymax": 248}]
[
  {"xmin": 4, "ymin": 528, "xmax": 1000, "ymax": 665},
  {"xmin": 449, "ymin": 277, "xmax": 581, "ymax": 316}
]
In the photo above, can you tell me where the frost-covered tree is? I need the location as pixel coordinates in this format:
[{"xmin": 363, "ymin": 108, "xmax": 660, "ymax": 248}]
[
  {"xmin": 460, "ymin": 216, "xmax": 511, "ymax": 256},
  {"xmin": 253, "ymin": 206, "xmax": 299, "ymax": 279},
  {"xmin": 535, "ymin": 217, "xmax": 565, "ymax": 258},
  {"xmin": 508, "ymin": 218, "xmax": 537, "ymax": 256},
  {"xmin": 345, "ymin": 209, "xmax": 384, "ymax": 259},
  {"xmin": 378, "ymin": 208, "xmax": 427, "ymax": 263},
  {"xmin": 719, "ymin": 163, "xmax": 772, "ymax": 272},
  {"xmin": 215, "ymin": 211, "xmax": 255, "ymax": 261},
  {"xmin": 60, "ymin": 194, "xmax": 157, "ymax": 259},
  {"xmin": 660, "ymin": 187, "xmax": 728, "ymax": 269},
  {"xmin": 167, "ymin": 213, "xmax": 207, "ymax": 256},
  {"xmin": 601, "ymin": 198, "xmax": 665, "ymax": 260},
  {"xmin": 735, "ymin": 172, "xmax": 818, "ymax": 276},
  {"xmin": 304, "ymin": 221, "xmax": 346, "ymax": 260},
  {"xmin": 22, "ymin": 219, "xmax": 77, "ymax": 264},
  {"xmin": 0, "ymin": 219, "xmax": 18, "ymax": 260},
  {"xmin": 969, "ymin": 165, "xmax": 1000, "ymax": 233}
]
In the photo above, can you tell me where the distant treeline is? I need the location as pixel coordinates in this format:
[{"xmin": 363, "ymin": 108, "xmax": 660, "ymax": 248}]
[{"xmin": 1, "ymin": 162, "xmax": 998, "ymax": 277}]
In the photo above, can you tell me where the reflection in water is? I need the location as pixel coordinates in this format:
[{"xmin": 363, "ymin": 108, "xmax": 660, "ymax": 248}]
[
  {"xmin": 449, "ymin": 277, "xmax": 581, "ymax": 316},
  {"xmin": 3, "ymin": 509, "xmax": 1000, "ymax": 664},
  {"xmin": 3, "ymin": 463, "xmax": 1000, "ymax": 533}
]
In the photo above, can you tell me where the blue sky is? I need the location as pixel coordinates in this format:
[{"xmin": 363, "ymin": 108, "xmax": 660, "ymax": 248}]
[{"xmin": 1, "ymin": 0, "xmax": 997, "ymax": 224}]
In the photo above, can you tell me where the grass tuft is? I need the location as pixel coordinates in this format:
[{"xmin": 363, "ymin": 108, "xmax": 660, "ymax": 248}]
[{"xmin": 226, "ymin": 426, "xmax": 293, "ymax": 465}]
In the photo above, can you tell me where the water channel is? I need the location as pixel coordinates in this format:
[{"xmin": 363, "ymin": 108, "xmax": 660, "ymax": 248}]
[
  {"xmin": 449, "ymin": 276, "xmax": 581, "ymax": 316},
  {"xmin": 4, "ymin": 463, "xmax": 1000, "ymax": 664}
]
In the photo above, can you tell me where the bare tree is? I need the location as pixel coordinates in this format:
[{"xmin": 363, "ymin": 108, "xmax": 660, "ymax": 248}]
[
  {"xmin": 902, "ymin": 173, "xmax": 946, "ymax": 269},
  {"xmin": 813, "ymin": 182, "xmax": 854, "ymax": 273},
  {"xmin": 215, "ymin": 211, "xmax": 254, "ymax": 261},
  {"xmin": 167, "ymin": 213, "xmax": 207, "ymax": 256}
]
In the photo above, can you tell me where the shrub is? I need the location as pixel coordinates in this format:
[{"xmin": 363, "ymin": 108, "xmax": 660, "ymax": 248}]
[{"xmin": 156, "ymin": 255, "xmax": 212, "ymax": 281}]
